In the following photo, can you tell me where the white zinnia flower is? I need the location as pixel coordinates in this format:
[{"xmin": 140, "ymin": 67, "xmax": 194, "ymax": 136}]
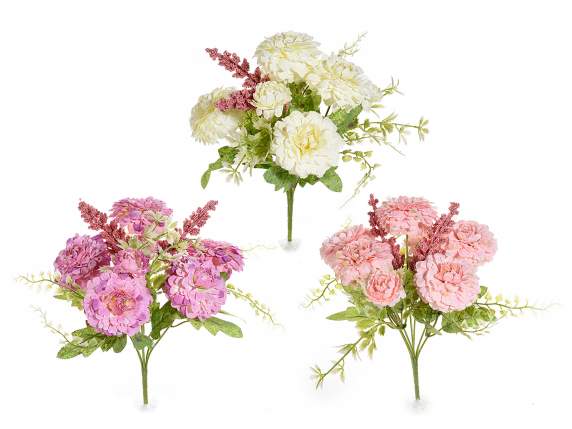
[
  {"xmin": 190, "ymin": 87, "xmax": 243, "ymax": 144},
  {"xmin": 272, "ymin": 111, "xmax": 343, "ymax": 178},
  {"xmin": 306, "ymin": 54, "xmax": 383, "ymax": 110},
  {"xmin": 252, "ymin": 81, "xmax": 292, "ymax": 120},
  {"xmin": 254, "ymin": 32, "xmax": 323, "ymax": 83}
]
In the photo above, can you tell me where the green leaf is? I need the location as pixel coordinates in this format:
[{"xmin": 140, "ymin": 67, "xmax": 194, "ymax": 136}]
[
  {"xmin": 112, "ymin": 335, "xmax": 127, "ymax": 353},
  {"xmin": 479, "ymin": 286, "xmax": 488, "ymax": 298},
  {"xmin": 150, "ymin": 302, "xmax": 180, "ymax": 339},
  {"xmin": 319, "ymin": 167, "xmax": 343, "ymax": 192},
  {"xmin": 71, "ymin": 326, "xmax": 98, "ymax": 338},
  {"xmin": 329, "ymin": 106, "xmax": 362, "ymax": 134},
  {"xmin": 100, "ymin": 336, "xmax": 117, "ymax": 352},
  {"xmin": 57, "ymin": 344, "xmax": 83, "ymax": 359},
  {"xmin": 424, "ymin": 324, "xmax": 441, "ymax": 336},
  {"xmin": 200, "ymin": 159, "xmax": 224, "ymax": 189},
  {"xmin": 298, "ymin": 175, "xmax": 319, "ymax": 187},
  {"xmin": 326, "ymin": 307, "xmax": 362, "ymax": 321},
  {"xmin": 218, "ymin": 146, "xmax": 239, "ymax": 163},
  {"xmin": 263, "ymin": 165, "xmax": 298, "ymax": 191},
  {"xmin": 202, "ymin": 317, "xmax": 243, "ymax": 338},
  {"xmin": 288, "ymin": 82, "xmax": 321, "ymax": 112},
  {"xmin": 189, "ymin": 319, "xmax": 203, "ymax": 330},
  {"xmin": 131, "ymin": 333, "xmax": 153, "ymax": 350}
]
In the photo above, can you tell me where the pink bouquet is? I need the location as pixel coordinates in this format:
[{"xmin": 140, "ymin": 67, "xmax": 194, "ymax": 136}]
[
  {"xmin": 21, "ymin": 197, "xmax": 274, "ymax": 405},
  {"xmin": 309, "ymin": 194, "xmax": 538, "ymax": 400}
]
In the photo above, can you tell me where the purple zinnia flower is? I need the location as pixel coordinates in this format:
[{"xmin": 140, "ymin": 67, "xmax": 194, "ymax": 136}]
[
  {"xmin": 189, "ymin": 239, "xmax": 244, "ymax": 278},
  {"xmin": 54, "ymin": 234, "xmax": 111, "ymax": 289},
  {"xmin": 164, "ymin": 256, "xmax": 226, "ymax": 320},
  {"xmin": 84, "ymin": 272, "xmax": 152, "ymax": 336},
  {"xmin": 112, "ymin": 249, "xmax": 150, "ymax": 278},
  {"xmin": 110, "ymin": 197, "xmax": 173, "ymax": 236}
]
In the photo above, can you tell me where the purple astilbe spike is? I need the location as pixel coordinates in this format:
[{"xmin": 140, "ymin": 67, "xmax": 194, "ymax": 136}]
[
  {"xmin": 205, "ymin": 48, "xmax": 268, "ymax": 111},
  {"xmin": 368, "ymin": 194, "xmax": 404, "ymax": 269},
  {"xmin": 183, "ymin": 200, "xmax": 218, "ymax": 237},
  {"xmin": 410, "ymin": 202, "xmax": 460, "ymax": 269}
]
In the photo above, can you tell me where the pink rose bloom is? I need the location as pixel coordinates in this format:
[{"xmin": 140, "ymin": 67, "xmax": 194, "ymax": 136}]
[
  {"xmin": 110, "ymin": 197, "xmax": 173, "ymax": 236},
  {"xmin": 112, "ymin": 249, "xmax": 150, "ymax": 277},
  {"xmin": 320, "ymin": 225, "xmax": 373, "ymax": 268},
  {"xmin": 415, "ymin": 253, "xmax": 479, "ymax": 312},
  {"xmin": 446, "ymin": 220, "xmax": 497, "ymax": 266},
  {"xmin": 329, "ymin": 235, "xmax": 394, "ymax": 286},
  {"xmin": 54, "ymin": 234, "xmax": 111, "ymax": 289},
  {"xmin": 188, "ymin": 239, "xmax": 244, "ymax": 278},
  {"xmin": 84, "ymin": 272, "xmax": 152, "ymax": 336},
  {"xmin": 363, "ymin": 270, "xmax": 405, "ymax": 307},
  {"xmin": 376, "ymin": 196, "xmax": 438, "ymax": 243},
  {"xmin": 164, "ymin": 256, "xmax": 226, "ymax": 320}
]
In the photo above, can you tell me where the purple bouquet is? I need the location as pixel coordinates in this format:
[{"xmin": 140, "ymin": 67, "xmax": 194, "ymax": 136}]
[{"xmin": 21, "ymin": 197, "xmax": 274, "ymax": 405}]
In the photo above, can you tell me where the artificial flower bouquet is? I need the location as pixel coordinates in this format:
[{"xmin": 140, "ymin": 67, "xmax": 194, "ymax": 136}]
[
  {"xmin": 21, "ymin": 197, "xmax": 274, "ymax": 405},
  {"xmin": 308, "ymin": 194, "xmax": 537, "ymax": 400},
  {"xmin": 191, "ymin": 32, "xmax": 428, "ymax": 242}
]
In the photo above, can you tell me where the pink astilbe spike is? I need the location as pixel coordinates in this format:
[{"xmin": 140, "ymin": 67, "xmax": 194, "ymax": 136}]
[
  {"xmin": 368, "ymin": 194, "xmax": 404, "ymax": 269},
  {"xmin": 78, "ymin": 200, "xmax": 125, "ymax": 253},
  {"xmin": 410, "ymin": 202, "xmax": 460, "ymax": 269},
  {"xmin": 183, "ymin": 200, "xmax": 218, "ymax": 237},
  {"xmin": 205, "ymin": 48, "xmax": 268, "ymax": 111}
]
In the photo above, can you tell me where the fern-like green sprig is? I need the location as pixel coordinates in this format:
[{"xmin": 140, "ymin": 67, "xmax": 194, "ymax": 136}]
[{"xmin": 227, "ymin": 283, "xmax": 278, "ymax": 326}]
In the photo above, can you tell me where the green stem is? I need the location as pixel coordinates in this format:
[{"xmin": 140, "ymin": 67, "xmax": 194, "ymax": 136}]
[
  {"xmin": 140, "ymin": 358, "xmax": 149, "ymax": 405},
  {"xmin": 409, "ymin": 353, "xmax": 420, "ymax": 400},
  {"xmin": 286, "ymin": 186, "xmax": 296, "ymax": 242}
]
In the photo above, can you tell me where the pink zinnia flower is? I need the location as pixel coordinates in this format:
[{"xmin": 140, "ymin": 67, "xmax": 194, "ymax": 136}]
[
  {"xmin": 189, "ymin": 239, "xmax": 244, "ymax": 278},
  {"xmin": 164, "ymin": 256, "xmax": 226, "ymax": 320},
  {"xmin": 415, "ymin": 253, "xmax": 479, "ymax": 312},
  {"xmin": 445, "ymin": 220, "xmax": 497, "ymax": 266},
  {"xmin": 110, "ymin": 197, "xmax": 173, "ymax": 236},
  {"xmin": 323, "ymin": 231, "xmax": 394, "ymax": 286},
  {"xmin": 363, "ymin": 270, "xmax": 405, "ymax": 307},
  {"xmin": 112, "ymin": 249, "xmax": 150, "ymax": 277},
  {"xmin": 376, "ymin": 196, "xmax": 438, "ymax": 243},
  {"xmin": 54, "ymin": 234, "xmax": 111, "ymax": 289},
  {"xmin": 84, "ymin": 272, "xmax": 152, "ymax": 336},
  {"xmin": 320, "ymin": 225, "xmax": 373, "ymax": 269}
]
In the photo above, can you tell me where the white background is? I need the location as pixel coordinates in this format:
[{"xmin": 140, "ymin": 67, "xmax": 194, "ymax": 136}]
[{"xmin": 1, "ymin": 1, "xmax": 570, "ymax": 427}]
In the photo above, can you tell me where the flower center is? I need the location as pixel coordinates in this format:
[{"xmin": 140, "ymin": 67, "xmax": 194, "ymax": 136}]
[
  {"xmin": 105, "ymin": 290, "xmax": 136, "ymax": 316},
  {"xmin": 294, "ymin": 124, "xmax": 320, "ymax": 154},
  {"xmin": 435, "ymin": 263, "xmax": 463, "ymax": 285}
]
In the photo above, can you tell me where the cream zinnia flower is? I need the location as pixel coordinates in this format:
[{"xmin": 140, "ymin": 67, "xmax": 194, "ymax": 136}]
[
  {"xmin": 272, "ymin": 111, "xmax": 343, "ymax": 178},
  {"xmin": 190, "ymin": 87, "xmax": 243, "ymax": 144},
  {"xmin": 254, "ymin": 32, "xmax": 323, "ymax": 83},
  {"xmin": 306, "ymin": 54, "xmax": 382, "ymax": 110},
  {"xmin": 252, "ymin": 81, "xmax": 292, "ymax": 120}
]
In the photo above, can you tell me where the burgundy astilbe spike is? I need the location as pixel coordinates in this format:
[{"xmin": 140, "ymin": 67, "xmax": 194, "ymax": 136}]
[
  {"xmin": 205, "ymin": 48, "xmax": 268, "ymax": 111},
  {"xmin": 78, "ymin": 200, "xmax": 125, "ymax": 253},
  {"xmin": 410, "ymin": 202, "xmax": 460, "ymax": 269},
  {"xmin": 79, "ymin": 200, "xmax": 107, "ymax": 230},
  {"xmin": 368, "ymin": 194, "xmax": 404, "ymax": 269},
  {"xmin": 183, "ymin": 200, "xmax": 218, "ymax": 237}
]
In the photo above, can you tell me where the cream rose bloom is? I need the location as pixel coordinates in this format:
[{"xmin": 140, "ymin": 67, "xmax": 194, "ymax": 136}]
[
  {"xmin": 272, "ymin": 111, "xmax": 343, "ymax": 178},
  {"xmin": 254, "ymin": 32, "xmax": 323, "ymax": 83},
  {"xmin": 306, "ymin": 54, "xmax": 382, "ymax": 110},
  {"xmin": 190, "ymin": 87, "xmax": 243, "ymax": 144},
  {"xmin": 252, "ymin": 81, "xmax": 292, "ymax": 120}
]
